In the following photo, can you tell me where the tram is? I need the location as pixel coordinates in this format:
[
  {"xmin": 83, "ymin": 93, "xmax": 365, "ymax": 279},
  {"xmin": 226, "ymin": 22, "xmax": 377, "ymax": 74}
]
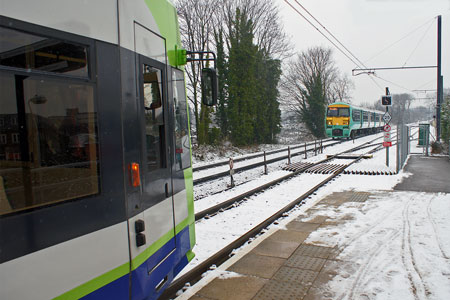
[
  {"xmin": 325, "ymin": 102, "xmax": 384, "ymax": 139},
  {"xmin": 0, "ymin": 1, "xmax": 215, "ymax": 299}
]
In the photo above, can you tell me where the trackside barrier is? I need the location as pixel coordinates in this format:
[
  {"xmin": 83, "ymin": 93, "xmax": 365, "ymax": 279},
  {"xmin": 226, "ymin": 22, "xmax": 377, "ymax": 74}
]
[{"xmin": 396, "ymin": 124, "xmax": 410, "ymax": 173}]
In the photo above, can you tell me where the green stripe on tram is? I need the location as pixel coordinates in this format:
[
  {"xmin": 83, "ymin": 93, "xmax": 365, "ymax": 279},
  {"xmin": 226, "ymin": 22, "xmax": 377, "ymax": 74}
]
[{"xmin": 53, "ymin": 218, "xmax": 191, "ymax": 299}]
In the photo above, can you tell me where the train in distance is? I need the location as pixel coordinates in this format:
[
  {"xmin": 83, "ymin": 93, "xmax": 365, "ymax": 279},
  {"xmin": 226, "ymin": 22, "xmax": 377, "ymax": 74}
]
[
  {"xmin": 325, "ymin": 102, "xmax": 385, "ymax": 139},
  {"xmin": 0, "ymin": 1, "xmax": 217, "ymax": 300}
]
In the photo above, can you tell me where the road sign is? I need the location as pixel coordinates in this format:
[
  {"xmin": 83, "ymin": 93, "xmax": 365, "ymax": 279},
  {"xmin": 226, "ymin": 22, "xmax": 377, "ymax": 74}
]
[
  {"xmin": 381, "ymin": 95, "xmax": 392, "ymax": 106},
  {"xmin": 384, "ymin": 132, "xmax": 391, "ymax": 140},
  {"xmin": 383, "ymin": 124, "xmax": 391, "ymax": 132},
  {"xmin": 383, "ymin": 141, "xmax": 392, "ymax": 147},
  {"xmin": 383, "ymin": 112, "xmax": 392, "ymax": 123},
  {"xmin": 229, "ymin": 158, "xmax": 234, "ymax": 170}
]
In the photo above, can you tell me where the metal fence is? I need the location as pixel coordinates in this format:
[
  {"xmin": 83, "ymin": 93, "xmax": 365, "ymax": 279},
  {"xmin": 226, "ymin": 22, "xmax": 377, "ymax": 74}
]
[{"xmin": 396, "ymin": 124, "xmax": 410, "ymax": 173}]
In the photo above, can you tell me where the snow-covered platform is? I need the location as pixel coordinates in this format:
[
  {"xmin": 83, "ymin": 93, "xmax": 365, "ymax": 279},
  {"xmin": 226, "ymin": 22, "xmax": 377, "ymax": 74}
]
[{"xmin": 177, "ymin": 154, "xmax": 450, "ymax": 300}]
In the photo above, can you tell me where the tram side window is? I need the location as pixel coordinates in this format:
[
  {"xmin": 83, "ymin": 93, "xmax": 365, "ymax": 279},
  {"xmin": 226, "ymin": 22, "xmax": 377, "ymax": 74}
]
[
  {"xmin": 172, "ymin": 69, "xmax": 190, "ymax": 170},
  {"xmin": 363, "ymin": 112, "xmax": 368, "ymax": 122},
  {"xmin": 0, "ymin": 64, "xmax": 99, "ymax": 216},
  {"xmin": 143, "ymin": 65, "xmax": 166, "ymax": 171},
  {"xmin": 352, "ymin": 110, "xmax": 361, "ymax": 122},
  {"xmin": 0, "ymin": 27, "xmax": 88, "ymax": 77}
]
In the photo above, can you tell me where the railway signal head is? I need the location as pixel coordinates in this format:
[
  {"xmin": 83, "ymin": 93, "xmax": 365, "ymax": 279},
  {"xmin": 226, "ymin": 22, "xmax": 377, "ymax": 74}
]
[{"xmin": 381, "ymin": 95, "xmax": 392, "ymax": 106}]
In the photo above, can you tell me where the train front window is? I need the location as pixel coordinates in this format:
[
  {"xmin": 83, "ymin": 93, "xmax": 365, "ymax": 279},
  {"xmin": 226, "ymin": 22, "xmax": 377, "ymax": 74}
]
[
  {"xmin": 143, "ymin": 65, "xmax": 166, "ymax": 171},
  {"xmin": 172, "ymin": 69, "xmax": 190, "ymax": 171},
  {"xmin": 0, "ymin": 72, "xmax": 99, "ymax": 216},
  {"xmin": 0, "ymin": 27, "xmax": 88, "ymax": 77},
  {"xmin": 327, "ymin": 107, "xmax": 349, "ymax": 117}
]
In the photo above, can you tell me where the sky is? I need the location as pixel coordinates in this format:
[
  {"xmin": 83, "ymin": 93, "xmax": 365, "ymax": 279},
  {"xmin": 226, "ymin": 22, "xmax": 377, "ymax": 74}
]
[{"xmin": 276, "ymin": 0, "xmax": 450, "ymax": 108}]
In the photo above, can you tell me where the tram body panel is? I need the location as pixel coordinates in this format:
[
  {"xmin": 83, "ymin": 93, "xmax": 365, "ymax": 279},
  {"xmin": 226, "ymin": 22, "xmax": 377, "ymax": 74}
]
[
  {"xmin": 0, "ymin": 0, "xmax": 196, "ymax": 299},
  {"xmin": 0, "ymin": 0, "xmax": 118, "ymax": 44}
]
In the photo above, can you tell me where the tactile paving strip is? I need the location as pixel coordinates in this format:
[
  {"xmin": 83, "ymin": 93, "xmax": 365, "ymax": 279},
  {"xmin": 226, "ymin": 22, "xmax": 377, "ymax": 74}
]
[
  {"xmin": 293, "ymin": 244, "xmax": 333, "ymax": 259},
  {"xmin": 347, "ymin": 192, "xmax": 370, "ymax": 202},
  {"xmin": 285, "ymin": 254, "xmax": 326, "ymax": 272},
  {"xmin": 254, "ymin": 280, "xmax": 309, "ymax": 300},
  {"xmin": 272, "ymin": 266, "xmax": 318, "ymax": 285}
]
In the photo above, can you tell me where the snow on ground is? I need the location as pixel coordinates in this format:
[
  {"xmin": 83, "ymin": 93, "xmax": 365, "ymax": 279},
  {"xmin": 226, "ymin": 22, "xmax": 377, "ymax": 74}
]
[
  {"xmin": 177, "ymin": 127, "xmax": 450, "ymax": 299},
  {"xmin": 304, "ymin": 191, "xmax": 450, "ymax": 300}
]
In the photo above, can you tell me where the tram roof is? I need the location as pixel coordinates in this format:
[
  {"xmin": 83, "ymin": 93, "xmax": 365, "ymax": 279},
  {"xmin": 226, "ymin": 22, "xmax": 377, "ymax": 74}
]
[{"xmin": 328, "ymin": 102, "xmax": 384, "ymax": 114}]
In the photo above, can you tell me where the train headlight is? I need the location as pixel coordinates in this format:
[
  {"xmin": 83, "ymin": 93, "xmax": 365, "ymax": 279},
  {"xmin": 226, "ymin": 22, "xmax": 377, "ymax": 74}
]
[{"xmin": 326, "ymin": 119, "xmax": 332, "ymax": 126}]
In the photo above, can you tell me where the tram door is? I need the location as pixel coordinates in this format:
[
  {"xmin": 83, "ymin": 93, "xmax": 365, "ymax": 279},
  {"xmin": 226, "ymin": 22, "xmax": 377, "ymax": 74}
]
[{"xmin": 130, "ymin": 23, "xmax": 176, "ymax": 293}]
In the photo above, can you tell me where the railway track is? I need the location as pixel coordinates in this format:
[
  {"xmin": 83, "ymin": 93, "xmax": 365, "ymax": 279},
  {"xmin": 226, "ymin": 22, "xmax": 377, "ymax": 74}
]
[
  {"xmin": 193, "ymin": 133, "xmax": 388, "ymax": 201},
  {"xmin": 160, "ymin": 135, "xmax": 391, "ymax": 299},
  {"xmin": 193, "ymin": 138, "xmax": 333, "ymax": 173},
  {"xmin": 193, "ymin": 139, "xmax": 342, "ymax": 185}
]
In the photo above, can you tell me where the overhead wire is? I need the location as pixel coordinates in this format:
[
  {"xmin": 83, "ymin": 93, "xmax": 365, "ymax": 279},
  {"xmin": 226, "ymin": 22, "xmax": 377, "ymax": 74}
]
[
  {"xmin": 363, "ymin": 17, "xmax": 436, "ymax": 64},
  {"xmin": 292, "ymin": 0, "xmax": 368, "ymax": 70},
  {"xmin": 282, "ymin": 0, "xmax": 363, "ymax": 70},
  {"xmin": 402, "ymin": 20, "xmax": 435, "ymax": 67},
  {"xmin": 284, "ymin": 0, "xmax": 436, "ymax": 95},
  {"xmin": 372, "ymin": 74, "xmax": 414, "ymax": 93},
  {"xmin": 284, "ymin": 0, "xmax": 385, "ymax": 92}
]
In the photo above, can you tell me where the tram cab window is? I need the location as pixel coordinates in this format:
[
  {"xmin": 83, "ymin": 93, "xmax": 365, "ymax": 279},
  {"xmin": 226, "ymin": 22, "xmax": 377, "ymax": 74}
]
[
  {"xmin": 0, "ymin": 27, "xmax": 99, "ymax": 216},
  {"xmin": 327, "ymin": 107, "xmax": 349, "ymax": 117},
  {"xmin": 352, "ymin": 110, "xmax": 361, "ymax": 122},
  {"xmin": 172, "ymin": 69, "xmax": 190, "ymax": 170},
  {"xmin": 143, "ymin": 65, "xmax": 166, "ymax": 171}
]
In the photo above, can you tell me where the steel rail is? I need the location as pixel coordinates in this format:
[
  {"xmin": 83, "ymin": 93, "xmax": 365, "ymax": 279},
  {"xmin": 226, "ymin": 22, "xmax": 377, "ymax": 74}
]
[
  {"xmin": 160, "ymin": 142, "xmax": 385, "ymax": 299},
  {"xmin": 192, "ymin": 139, "xmax": 333, "ymax": 172},
  {"xmin": 195, "ymin": 136, "xmax": 389, "ymax": 220},
  {"xmin": 193, "ymin": 140, "xmax": 341, "ymax": 185}
]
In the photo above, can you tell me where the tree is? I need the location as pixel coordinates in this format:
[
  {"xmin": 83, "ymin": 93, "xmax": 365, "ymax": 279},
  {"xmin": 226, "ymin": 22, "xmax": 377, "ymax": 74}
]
[
  {"xmin": 330, "ymin": 73, "xmax": 354, "ymax": 103},
  {"xmin": 215, "ymin": 0, "xmax": 292, "ymax": 60},
  {"xmin": 391, "ymin": 93, "xmax": 413, "ymax": 125},
  {"xmin": 254, "ymin": 56, "xmax": 282, "ymax": 143},
  {"xmin": 214, "ymin": 28, "xmax": 228, "ymax": 137},
  {"xmin": 176, "ymin": 0, "xmax": 217, "ymax": 143},
  {"xmin": 282, "ymin": 47, "xmax": 337, "ymax": 138},
  {"xmin": 177, "ymin": 0, "xmax": 287, "ymax": 146},
  {"xmin": 227, "ymin": 8, "xmax": 259, "ymax": 145},
  {"xmin": 441, "ymin": 89, "xmax": 450, "ymax": 145}
]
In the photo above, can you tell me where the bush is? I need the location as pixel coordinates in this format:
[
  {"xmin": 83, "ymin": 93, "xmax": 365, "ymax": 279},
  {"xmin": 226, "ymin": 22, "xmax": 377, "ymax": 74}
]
[
  {"xmin": 431, "ymin": 141, "xmax": 443, "ymax": 154},
  {"xmin": 208, "ymin": 127, "xmax": 222, "ymax": 145}
]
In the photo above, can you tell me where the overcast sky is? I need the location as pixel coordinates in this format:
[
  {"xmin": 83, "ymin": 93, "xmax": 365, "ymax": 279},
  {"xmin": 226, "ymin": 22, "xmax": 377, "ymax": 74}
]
[{"xmin": 276, "ymin": 0, "xmax": 450, "ymax": 107}]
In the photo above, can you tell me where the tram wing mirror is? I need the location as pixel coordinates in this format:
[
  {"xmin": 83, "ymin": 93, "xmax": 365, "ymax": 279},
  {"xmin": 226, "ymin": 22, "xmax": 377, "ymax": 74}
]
[{"xmin": 201, "ymin": 68, "xmax": 217, "ymax": 106}]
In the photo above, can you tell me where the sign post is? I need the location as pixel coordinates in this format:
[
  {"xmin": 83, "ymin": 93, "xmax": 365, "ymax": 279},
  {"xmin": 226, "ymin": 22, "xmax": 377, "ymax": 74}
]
[{"xmin": 382, "ymin": 88, "xmax": 392, "ymax": 166}]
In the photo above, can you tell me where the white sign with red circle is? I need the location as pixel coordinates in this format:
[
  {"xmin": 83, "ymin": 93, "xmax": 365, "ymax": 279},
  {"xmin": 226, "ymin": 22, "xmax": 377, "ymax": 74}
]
[{"xmin": 383, "ymin": 124, "xmax": 391, "ymax": 132}]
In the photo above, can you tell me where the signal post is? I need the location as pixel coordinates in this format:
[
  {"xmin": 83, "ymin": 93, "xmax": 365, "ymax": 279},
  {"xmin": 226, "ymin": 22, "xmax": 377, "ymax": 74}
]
[{"xmin": 382, "ymin": 88, "xmax": 392, "ymax": 167}]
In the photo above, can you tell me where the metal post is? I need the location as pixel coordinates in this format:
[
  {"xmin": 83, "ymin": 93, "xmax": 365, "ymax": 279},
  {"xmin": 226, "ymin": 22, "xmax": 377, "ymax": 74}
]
[
  {"xmin": 314, "ymin": 140, "xmax": 317, "ymax": 156},
  {"xmin": 287, "ymin": 147, "xmax": 291, "ymax": 165},
  {"xmin": 437, "ymin": 15, "xmax": 442, "ymax": 141},
  {"xmin": 396, "ymin": 125, "xmax": 400, "ymax": 173},
  {"xmin": 304, "ymin": 142, "xmax": 307, "ymax": 159},
  {"xmin": 385, "ymin": 106, "xmax": 389, "ymax": 167},
  {"xmin": 229, "ymin": 158, "xmax": 235, "ymax": 187},
  {"xmin": 264, "ymin": 151, "xmax": 268, "ymax": 174}
]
